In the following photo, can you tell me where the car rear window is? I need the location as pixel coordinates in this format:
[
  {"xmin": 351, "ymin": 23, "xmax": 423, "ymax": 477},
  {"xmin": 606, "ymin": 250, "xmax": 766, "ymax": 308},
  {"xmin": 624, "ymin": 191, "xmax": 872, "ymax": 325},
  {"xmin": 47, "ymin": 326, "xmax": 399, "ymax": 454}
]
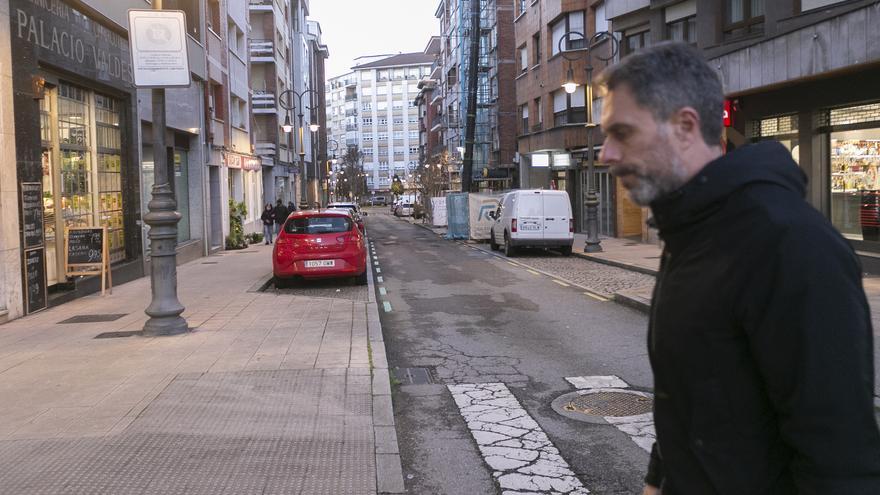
[{"xmin": 284, "ymin": 216, "xmax": 352, "ymax": 234}]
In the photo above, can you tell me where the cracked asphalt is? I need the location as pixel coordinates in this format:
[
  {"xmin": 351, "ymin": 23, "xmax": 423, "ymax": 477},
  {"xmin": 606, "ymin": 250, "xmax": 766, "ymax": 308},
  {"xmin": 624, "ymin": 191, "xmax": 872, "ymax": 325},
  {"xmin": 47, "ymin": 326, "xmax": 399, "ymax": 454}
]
[{"xmin": 366, "ymin": 210, "xmax": 654, "ymax": 494}]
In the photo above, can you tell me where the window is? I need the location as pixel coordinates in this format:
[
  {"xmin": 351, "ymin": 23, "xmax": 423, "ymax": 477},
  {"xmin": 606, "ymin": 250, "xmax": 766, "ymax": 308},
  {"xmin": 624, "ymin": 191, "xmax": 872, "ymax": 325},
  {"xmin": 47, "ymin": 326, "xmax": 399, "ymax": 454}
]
[
  {"xmin": 624, "ymin": 29, "xmax": 650, "ymax": 56},
  {"xmin": 532, "ymin": 32, "xmax": 541, "ymax": 66},
  {"xmin": 361, "ymin": 71, "xmax": 373, "ymax": 80},
  {"xmin": 165, "ymin": 0, "xmax": 201, "ymax": 38},
  {"xmin": 285, "ymin": 216, "xmax": 352, "ymax": 234},
  {"xmin": 594, "ymin": 1, "xmax": 610, "ymax": 34},
  {"xmin": 210, "ymin": 83, "xmax": 225, "ymax": 121},
  {"xmin": 393, "ymin": 131, "xmax": 404, "ymax": 140},
  {"xmin": 409, "ymin": 131, "xmax": 418, "ymax": 140},
  {"xmin": 207, "ymin": 0, "xmax": 221, "ymax": 33},
  {"xmin": 363, "ymin": 134, "xmax": 374, "ymax": 142},
  {"xmin": 363, "ymin": 148, "xmax": 374, "ymax": 156},
  {"xmin": 667, "ymin": 16, "xmax": 696, "ymax": 44},
  {"xmin": 801, "ymin": 0, "xmax": 847, "ymax": 11},
  {"xmin": 392, "ymin": 85, "xmax": 403, "ymax": 94},
  {"xmin": 521, "ymin": 105, "xmax": 529, "ymax": 134},
  {"xmin": 409, "ymin": 146, "xmax": 419, "ymax": 154},
  {"xmin": 377, "ymin": 70, "xmax": 389, "ymax": 81},
  {"xmin": 518, "ymin": 45, "xmax": 528, "ymax": 73},
  {"xmin": 409, "ymin": 116, "xmax": 418, "ymax": 124},
  {"xmin": 393, "ymin": 101, "xmax": 404, "ymax": 110},
  {"xmin": 553, "ymin": 88, "xmax": 586, "ymax": 126},
  {"xmin": 517, "ymin": 0, "xmax": 526, "ymax": 16},
  {"xmin": 393, "ymin": 117, "xmax": 404, "ymax": 125},
  {"xmin": 551, "ymin": 11, "xmax": 585, "ymax": 56},
  {"xmin": 362, "ymin": 102, "xmax": 372, "ymax": 111},
  {"xmin": 378, "ymin": 132, "xmax": 388, "ymax": 141},
  {"xmin": 362, "ymin": 117, "xmax": 372, "ymax": 126},
  {"xmin": 378, "ymin": 117, "xmax": 388, "ymax": 125},
  {"xmin": 534, "ymin": 97, "xmax": 543, "ymax": 129},
  {"xmin": 378, "ymin": 101, "xmax": 388, "ymax": 111},
  {"xmin": 724, "ymin": 0, "xmax": 764, "ymax": 39}
]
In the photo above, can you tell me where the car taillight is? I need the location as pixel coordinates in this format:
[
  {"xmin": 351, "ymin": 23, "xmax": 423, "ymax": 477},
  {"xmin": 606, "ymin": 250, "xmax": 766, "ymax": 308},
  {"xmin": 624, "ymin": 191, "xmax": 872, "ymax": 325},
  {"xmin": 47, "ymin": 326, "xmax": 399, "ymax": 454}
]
[
  {"xmin": 569, "ymin": 218, "xmax": 574, "ymax": 233},
  {"xmin": 511, "ymin": 218, "xmax": 517, "ymax": 233}
]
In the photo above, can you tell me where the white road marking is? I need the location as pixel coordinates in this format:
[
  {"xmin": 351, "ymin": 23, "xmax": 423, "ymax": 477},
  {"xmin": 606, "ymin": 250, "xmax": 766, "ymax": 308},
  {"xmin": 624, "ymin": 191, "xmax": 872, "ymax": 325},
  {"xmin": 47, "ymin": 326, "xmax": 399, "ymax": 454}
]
[
  {"xmin": 552, "ymin": 280, "xmax": 570, "ymax": 287},
  {"xmin": 565, "ymin": 376, "xmax": 655, "ymax": 453},
  {"xmin": 583, "ymin": 292, "xmax": 609, "ymax": 302},
  {"xmin": 565, "ymin": 376, "xmax": 628, "ymax": 390},
  {"xmin": 376, "ymin": 267, "xmax": 381, "ymax": 273},
  {"xmin": 379, "ymin": 287, "xmax": 387, "ymax": 296},
  {"xmin": 383, "ymin": 301, "xmax": 392, "ymax": 312},
  {"xmin": 449, "ymin": 383, "xmax": 590, "ymax": 494},
  {"xmin": 526, "ymin": 269, "xmax": 541, "ymax": 276},
  {"xmin": 377, "ymin": 276, "xmax": 384, "ymax": 283}
]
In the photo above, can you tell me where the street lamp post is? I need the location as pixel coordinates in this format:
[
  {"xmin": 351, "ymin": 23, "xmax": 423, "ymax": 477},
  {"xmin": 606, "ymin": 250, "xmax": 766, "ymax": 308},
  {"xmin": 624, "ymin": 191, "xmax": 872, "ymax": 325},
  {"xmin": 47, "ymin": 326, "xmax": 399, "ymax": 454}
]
[
  {"xmin": 326, "ymin": 138, "xmax": 338, "ymax": 205},
  {"xmin": 142, "ymin": 0, "xmax": 187, "ymax": 336},
  {"xmin": 559, "ymin": 31, "xmax": 618, "ymax": 253},
  {"xmin": 279, "ymin": 88, "xmax": 319, "ymax": 209}
]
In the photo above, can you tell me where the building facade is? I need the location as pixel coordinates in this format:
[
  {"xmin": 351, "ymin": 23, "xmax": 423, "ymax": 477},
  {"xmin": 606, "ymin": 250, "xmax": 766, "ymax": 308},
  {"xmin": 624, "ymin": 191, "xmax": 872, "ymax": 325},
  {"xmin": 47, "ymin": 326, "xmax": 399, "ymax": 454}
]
[
  {"xmin": 605, "ymin": 0, "xmax": 880, "ymax": 264},
  {"xmin": 351, "ymin": 53, "xmax": 436, "ymax": 193}
]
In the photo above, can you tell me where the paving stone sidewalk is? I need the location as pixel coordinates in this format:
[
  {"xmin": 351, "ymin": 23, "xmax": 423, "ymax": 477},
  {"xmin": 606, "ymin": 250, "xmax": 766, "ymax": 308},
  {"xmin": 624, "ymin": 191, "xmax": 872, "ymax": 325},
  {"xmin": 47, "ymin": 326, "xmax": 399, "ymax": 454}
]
[{"xmin": 0, "ymin": 244, "xmax": 399, "ymax": 494}]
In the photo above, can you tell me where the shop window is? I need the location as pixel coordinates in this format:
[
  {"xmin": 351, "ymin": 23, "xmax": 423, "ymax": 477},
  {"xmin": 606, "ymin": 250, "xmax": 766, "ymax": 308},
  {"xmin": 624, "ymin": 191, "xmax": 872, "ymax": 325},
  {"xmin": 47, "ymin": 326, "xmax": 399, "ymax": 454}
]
[
  {"xmin": 95, "ymin": 94, "xmax": 125, "ymax": 262},
  {"xmin": 724, "ymin": 0, "xmax": 764, "ymax": 40},
  {"xmin": 831, "ymin": 130, "xmax": 880, "ymax": 241}
]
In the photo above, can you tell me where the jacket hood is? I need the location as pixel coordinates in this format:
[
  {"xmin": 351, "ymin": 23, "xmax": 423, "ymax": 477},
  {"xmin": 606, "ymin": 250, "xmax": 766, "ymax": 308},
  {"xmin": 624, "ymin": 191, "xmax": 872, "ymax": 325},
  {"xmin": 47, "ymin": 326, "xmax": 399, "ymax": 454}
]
[{"xmin": 650, "ymin": 141, "xmax": 806, "ymax": 234}]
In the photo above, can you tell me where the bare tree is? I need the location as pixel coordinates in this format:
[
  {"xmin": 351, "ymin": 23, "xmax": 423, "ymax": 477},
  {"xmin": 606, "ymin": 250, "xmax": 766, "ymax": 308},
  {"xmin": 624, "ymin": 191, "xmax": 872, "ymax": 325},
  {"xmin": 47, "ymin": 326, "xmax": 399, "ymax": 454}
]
[{"xmin": 333, "ymin": 146, "xmax": 368, "ymax": 203}]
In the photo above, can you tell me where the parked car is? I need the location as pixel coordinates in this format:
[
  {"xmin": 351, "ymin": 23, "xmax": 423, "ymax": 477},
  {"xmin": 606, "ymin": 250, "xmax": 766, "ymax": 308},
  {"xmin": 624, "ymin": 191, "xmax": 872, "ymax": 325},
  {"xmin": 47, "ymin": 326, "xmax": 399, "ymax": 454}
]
[
  {"xmin": 394, "ymin": 203, "xmax": 414, "ymax": 217},
  {"xmin": 488, "ymin": 189, "xmax": 574, "ymax": 257},
  {"xmin": 327, "ymin": 201, "xmax": 363, "ymax": 216},
  {"xmin": 370, "ymin": 196, "xmax": 387, "ymax": 206},
  {"xmin": 273, "ymin": 210, "xmax": 368, "ymax": 286}
]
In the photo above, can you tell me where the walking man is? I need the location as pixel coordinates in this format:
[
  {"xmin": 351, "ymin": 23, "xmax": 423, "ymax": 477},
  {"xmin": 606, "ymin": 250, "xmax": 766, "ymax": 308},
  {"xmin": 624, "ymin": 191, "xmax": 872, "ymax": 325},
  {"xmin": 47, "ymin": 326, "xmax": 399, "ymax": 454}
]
[
  {"xmin": 597, "ymin": 42, "xmax": 880, "ymax": 494},
  {"xmin": 273, "ymin": 199, "xmax": 288, "ymax": 235}
]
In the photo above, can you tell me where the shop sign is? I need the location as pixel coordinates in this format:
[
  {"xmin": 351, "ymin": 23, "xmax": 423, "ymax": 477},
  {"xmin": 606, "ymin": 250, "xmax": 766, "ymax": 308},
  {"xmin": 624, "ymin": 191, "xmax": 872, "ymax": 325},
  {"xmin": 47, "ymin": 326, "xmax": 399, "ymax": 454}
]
[
  {"xmin": 12, "ymin": 0, "xmax": 133, "ymax": 89},
  {"xmin": 128, "ymin": 10, "xmax": 191, "ymax": 88},
  {"xmin": 243, "ymin": 158, "xmax": 261, "ymax": 171},
  {"xmin": 723, "ymin": 100, "xmax": 733, "ymax": 127},
  {"xmin": 225, "ymin": 152, "xmax": 242, "ymax": 169},
  {"xmin": 20, "ymin": 182, "xmax": 44, "ymax": 249}
]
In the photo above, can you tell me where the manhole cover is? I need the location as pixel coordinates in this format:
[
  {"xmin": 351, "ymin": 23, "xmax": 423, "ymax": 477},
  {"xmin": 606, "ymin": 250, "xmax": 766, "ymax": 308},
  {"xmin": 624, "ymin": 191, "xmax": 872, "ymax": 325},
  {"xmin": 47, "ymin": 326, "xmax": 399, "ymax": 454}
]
[
  {"xmin": 95, "ymin": 331, "xmax": 140, "ymax": 339},
  {"xmin": 59, "ymin": 314, "xmax": 127, "ymax": 324},
  {"xmin": 565, "ymin": 391, "xmax": 653, "ymax": 417}
]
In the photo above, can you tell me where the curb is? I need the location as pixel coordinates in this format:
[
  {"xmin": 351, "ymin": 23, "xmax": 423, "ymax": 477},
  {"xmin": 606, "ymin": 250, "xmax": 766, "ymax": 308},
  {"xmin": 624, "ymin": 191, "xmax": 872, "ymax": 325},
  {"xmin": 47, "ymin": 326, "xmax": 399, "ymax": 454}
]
[
  {"xmin": 365, "ymin": 239, "xmax": 405, "ymax": 494},
  {"xmin": 612, "ymin": 290, "xmax": 652, "ymax": 314},
  {"xmin": 246, "ymin": 272, "xmax": 275, "ymax": 293},
  {"xmin": 572, "ymin": 251, "xmax": 659, "ymax": 277}
]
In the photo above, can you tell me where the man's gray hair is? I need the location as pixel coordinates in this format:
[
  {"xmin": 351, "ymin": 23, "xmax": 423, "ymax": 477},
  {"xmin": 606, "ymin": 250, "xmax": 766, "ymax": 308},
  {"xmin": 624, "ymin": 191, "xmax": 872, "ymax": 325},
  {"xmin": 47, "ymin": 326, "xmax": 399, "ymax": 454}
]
[{"xmin": 598, "ymin": 42, "xmax": 723, "ymax": 146}]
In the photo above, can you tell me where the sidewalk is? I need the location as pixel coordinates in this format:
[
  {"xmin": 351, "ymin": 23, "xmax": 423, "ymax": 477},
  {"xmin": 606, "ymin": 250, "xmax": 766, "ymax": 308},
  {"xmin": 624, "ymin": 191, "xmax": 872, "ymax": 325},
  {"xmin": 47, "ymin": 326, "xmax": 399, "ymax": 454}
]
[{"xmin": 0, "ymin": 244, "xmax": 402, "ymax": 494}]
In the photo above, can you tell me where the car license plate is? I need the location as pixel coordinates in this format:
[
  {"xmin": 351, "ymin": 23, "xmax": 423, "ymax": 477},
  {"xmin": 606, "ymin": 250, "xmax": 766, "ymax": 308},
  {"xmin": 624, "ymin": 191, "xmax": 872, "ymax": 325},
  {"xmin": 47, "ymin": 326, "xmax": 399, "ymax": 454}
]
[
  {"xmin": 305, "ymin": 260, "xmax": 335, "ymax": 268},
  {"xmin": 520, "ymin": 223, "xmax": 540, "ymax": 231}
]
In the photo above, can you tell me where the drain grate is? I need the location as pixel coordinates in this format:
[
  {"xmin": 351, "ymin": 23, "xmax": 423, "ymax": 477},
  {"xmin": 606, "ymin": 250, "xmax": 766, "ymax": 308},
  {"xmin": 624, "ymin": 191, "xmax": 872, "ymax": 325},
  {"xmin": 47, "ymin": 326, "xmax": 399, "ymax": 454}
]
[
  {"xmin": 59, "ymin": 314, "xmax": 127, "ymax": 324},
  {"xmin": 394, "ymin": 367, "xmax": 435, "ymax": 385},
  {"xmin": 94, "ymin": 330, "xmax": 140, "ymax": 339},
  {"xmin": 564, "ymin": 391, "xmax": 653, "ymax": 417}
]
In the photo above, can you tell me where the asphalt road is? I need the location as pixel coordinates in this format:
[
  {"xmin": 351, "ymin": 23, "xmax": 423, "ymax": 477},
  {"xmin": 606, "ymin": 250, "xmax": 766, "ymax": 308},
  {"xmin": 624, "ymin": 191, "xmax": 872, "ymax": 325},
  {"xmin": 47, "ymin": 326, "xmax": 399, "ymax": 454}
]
[{"xmin": 367, "ymin": 209, "xmax": 655, "ymax": 494}]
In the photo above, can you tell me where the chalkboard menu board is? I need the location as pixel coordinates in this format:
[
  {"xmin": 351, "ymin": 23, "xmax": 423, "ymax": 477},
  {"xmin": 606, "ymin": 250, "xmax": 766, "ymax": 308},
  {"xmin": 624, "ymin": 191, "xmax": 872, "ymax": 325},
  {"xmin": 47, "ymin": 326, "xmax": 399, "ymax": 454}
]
[
  {"xmin": 20, "ymin": 182, "xmax": 44, "ymax": 249},
  {"xmin": 67, "ymin": 228, "xmax": 104, "ymax": 265},
  {"xmin": 24, "ymin": 248, "xmax": 47, "ymax": 314}
]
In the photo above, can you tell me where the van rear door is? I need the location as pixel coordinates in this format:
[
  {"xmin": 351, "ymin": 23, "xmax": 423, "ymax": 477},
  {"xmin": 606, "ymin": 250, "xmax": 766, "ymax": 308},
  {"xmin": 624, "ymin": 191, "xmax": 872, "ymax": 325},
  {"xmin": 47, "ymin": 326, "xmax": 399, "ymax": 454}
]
[
  {"xmin": 542, "ymin": 192, "xmax": 572, "ymax": 241},
  {"xmin": 515, "ymin": 191, "xmax": 544, "ymax": 240}
]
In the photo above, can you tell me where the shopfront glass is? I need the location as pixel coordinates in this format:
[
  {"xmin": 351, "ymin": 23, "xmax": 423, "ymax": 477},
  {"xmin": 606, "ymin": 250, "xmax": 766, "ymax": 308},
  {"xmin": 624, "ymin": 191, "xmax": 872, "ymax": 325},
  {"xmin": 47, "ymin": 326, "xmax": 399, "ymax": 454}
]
[
  {"xmin": 174, "ymin": 151, "xmax": 190, "ymax": 243},
  {"xmin": 831, "ymin": 128, "xmax": 880, "ymax": 240},
  {"xmin": 40, "ymin": 81, "xmax": 126, "ymax": 286}
]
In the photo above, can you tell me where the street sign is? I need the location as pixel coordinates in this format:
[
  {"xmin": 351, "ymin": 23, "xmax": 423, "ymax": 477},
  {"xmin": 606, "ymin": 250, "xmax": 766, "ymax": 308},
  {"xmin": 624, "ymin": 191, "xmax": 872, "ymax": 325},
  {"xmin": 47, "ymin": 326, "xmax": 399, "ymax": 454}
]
[{"xmin": 127, "ymin": 10, "xmax": 191, "ymax": 88}]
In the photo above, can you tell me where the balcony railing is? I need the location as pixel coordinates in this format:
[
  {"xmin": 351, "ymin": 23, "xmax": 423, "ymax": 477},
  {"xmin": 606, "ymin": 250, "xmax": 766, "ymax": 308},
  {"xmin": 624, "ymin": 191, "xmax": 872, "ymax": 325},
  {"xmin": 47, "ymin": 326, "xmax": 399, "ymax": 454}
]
[
  {"xmin": 249, "ymin": 39, "xmax": 274, "ymax": 59},
  {"xmin": 252, "ymin": 91, "xmax": 277, "ymax": 113},
  {"xmin": 255, "ymin": 142, "xmax": 277, "ymax": 157},
  {"xmin": 249, "ymin": 0, "xmax": 272, "ymax": 7}
]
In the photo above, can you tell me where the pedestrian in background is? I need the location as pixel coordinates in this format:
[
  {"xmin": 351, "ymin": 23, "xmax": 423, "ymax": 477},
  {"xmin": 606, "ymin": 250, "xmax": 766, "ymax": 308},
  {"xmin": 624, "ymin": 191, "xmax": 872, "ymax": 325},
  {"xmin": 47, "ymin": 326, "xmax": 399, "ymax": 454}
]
[
  {"xmin": 273, "ymin": 199, "xmax": 288, "ymax": 235},
  {"xmin": 287, "ymin": 200, "xmax": 297, "ymax": 213},
  {"xmin": 260, "ymin": 203, "xmax": 274, "ymax": 245},
  {"xmin": 597, "ymin": 42, "xmax": 880, "ymax": 495}
]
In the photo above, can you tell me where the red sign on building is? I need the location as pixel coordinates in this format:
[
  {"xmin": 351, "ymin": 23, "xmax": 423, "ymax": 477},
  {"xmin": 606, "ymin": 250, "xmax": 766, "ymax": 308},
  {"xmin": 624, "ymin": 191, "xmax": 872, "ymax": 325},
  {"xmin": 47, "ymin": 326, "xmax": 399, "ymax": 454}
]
[{"xmin": 723, "ymin": 100, "xmax": 732, "ymax": 127}]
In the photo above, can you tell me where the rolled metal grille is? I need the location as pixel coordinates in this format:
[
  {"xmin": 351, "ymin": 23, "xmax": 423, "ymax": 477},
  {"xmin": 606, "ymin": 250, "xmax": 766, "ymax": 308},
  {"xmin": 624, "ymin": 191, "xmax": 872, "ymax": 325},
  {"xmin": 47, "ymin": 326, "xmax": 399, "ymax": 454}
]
[{"xmin": 564, "ymin": 391, "xmax": 653, "ymax": 417}]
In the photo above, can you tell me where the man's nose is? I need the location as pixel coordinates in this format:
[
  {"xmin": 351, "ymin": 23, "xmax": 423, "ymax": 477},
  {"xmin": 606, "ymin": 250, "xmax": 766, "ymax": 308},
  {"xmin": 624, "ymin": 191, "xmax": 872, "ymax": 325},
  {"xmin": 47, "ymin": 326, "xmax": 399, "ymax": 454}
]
[{"xmin": 599, "ymin": 138, "xmax": 619, "ymax": 163}]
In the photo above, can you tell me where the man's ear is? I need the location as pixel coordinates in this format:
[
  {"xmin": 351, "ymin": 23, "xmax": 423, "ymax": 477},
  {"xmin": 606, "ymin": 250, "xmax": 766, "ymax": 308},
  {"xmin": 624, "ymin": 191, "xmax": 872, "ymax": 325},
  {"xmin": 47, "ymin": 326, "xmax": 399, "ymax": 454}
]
[{"xmin": 671, "ymin": 106, "xmax": 701, "ymax": 148}]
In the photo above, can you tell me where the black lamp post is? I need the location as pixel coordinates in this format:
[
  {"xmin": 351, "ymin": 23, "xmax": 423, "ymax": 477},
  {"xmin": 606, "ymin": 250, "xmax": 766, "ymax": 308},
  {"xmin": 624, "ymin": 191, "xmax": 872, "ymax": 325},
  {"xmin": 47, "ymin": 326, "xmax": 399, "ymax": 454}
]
[
  {"xmin": 279, "ymin": 88, "xmax": 319, "ymax": 209},
  {"xmin": 558, "ymin": 31, "xmax": 618, "ymax": 253}
]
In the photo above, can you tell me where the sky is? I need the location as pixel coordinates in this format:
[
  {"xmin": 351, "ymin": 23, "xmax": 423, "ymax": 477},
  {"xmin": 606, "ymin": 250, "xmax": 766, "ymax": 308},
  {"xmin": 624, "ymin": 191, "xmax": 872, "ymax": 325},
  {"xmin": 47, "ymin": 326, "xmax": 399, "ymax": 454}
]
[{"xmin": 308, "ymin": 0, "xmax": 440, "ymax": 79}]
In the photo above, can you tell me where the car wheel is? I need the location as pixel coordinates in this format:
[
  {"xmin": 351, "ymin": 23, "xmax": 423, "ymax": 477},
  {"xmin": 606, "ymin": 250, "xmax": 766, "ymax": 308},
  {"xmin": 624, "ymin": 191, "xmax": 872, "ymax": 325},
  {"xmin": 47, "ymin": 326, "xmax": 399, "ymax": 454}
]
[
  {"xmin": 560, "ymin": 245, "xmax": 572, "ymax": 256},
  {"xmin": 503, "ymin": 234, "xmax": 516, "ymax": 257},
  {"xmin": 489, "ymin": 230, "xmax": 499, "ymax": 251}
]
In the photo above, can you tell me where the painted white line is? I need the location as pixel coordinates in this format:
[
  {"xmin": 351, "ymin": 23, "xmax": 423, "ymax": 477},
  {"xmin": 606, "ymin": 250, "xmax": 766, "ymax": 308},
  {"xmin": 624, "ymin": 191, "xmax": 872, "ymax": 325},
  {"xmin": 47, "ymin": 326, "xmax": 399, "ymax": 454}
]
[
  {"xmin": 377, "ymin": 276, "xmax": 384, "ymax": 283},
  {"xmin": 566, "ymin": 376, "xmax": 655, "ymax": 453},
  {"xmin": 565, "ymin": 376, "xmax": 628, "ymax": 390},
  {"xmin": 552, "ymin": 279, "xmax": 570, "ymax": 287},
  {"xmin": 376, "ymin": 267, "xmax": 381, "ymax": 273},
  {"xmin": 449, "ymin": 383, "xmax": 590, "ymax": 494},
  {"xmin": 374, "ymin": 261, "xmax": 380, "ymax": 266},
  {"xmin": 506, "ymin": 262, "xmax": 518, "ymax": 267},
  {"xmin": 383, "ymin": 301, "xmax": 392, "ymax": 312},
  {"xmin": 379, "ymin": 287, "xmax": 387, "ymax": 296},
  {"xmin": 526, "ymin": 269, "xmax": 541, "ymax": 276}
]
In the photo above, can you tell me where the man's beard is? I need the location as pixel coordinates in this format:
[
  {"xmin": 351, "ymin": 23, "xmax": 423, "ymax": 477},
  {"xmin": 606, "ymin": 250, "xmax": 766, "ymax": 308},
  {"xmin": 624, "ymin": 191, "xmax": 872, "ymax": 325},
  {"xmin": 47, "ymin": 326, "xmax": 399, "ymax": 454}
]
[{"xmin": 613, "ymin": 134, "xmax": 689, "ymax": 206}]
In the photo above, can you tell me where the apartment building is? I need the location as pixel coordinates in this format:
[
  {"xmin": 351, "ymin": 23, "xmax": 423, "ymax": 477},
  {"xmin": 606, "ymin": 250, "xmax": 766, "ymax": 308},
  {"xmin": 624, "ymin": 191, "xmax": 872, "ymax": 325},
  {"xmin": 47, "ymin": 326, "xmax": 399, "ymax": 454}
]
[
  {"xmin": 305, "ymin": 20, "xmax": 330, "ymax": 206},
  {"xmin": 605, "ymin": 0, "xmax": 880, "ymax": 267},
  {"xmin": 351, "ymin": 52, "xmax": 436, "ymax": 192},
  {"xmin": 435, "ymin": 0, "xmax": 518, "ymax": 191}
]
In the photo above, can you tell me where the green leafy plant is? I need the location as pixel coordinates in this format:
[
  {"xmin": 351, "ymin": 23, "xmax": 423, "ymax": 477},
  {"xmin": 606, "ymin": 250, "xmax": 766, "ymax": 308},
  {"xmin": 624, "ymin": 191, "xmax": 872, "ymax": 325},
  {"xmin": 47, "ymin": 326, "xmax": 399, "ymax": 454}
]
[
  {"xmin": 248, "ymin": 232, "xmax": 264, "ymax": 244},
  {"xmin": 225, "ymin": 199, "xmax": 248, "ymax": 250}
]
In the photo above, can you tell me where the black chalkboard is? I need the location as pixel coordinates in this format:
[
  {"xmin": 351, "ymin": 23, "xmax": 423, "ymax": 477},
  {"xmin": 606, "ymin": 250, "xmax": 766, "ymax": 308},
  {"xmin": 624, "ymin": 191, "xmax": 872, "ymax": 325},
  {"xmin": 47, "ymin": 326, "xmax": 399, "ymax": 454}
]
[
  {"xmin": 25, "ymin": 248, "xmax": 47, "ymax": 314},
  {"xmin": 20, "ymin": 182, "xmax": 44, "ymax": 249},
  {"xmin": 67, "ymin": 228, "xmax": 104, "ymax": 265}
]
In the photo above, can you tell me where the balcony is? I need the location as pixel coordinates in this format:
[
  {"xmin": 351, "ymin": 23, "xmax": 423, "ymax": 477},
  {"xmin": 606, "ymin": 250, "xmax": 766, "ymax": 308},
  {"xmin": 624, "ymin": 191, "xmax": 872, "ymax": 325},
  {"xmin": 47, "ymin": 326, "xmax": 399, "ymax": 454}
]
[
  {"xmin": 249, "ymin": 39, "xmax": 274, "ymax": 62},
  {"xmin": 248, "ymin": 0, "xmax": 273, "ymax": 11},
  {"xmin": 252, "ymin": 91, "xmax": 277, "ymax": 113},
  {"xmin": 255, "ymin": 142, "xmax": 277, "ymax": 157}
]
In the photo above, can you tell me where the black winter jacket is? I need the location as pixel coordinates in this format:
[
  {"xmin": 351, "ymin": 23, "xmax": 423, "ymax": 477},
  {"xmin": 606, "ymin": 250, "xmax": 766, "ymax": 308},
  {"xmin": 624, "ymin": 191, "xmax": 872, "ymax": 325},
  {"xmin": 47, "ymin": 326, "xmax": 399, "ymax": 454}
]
[{"xmin": 645, "ymin": 141, "xmax": 880, "ymax": 495}]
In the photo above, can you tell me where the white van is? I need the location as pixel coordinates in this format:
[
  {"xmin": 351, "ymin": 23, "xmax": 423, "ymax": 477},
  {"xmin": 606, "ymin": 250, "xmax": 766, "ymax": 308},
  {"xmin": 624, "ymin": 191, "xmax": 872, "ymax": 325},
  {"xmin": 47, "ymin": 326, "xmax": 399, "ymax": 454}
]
[{"xmin": 488, "ymin": 189, "xmax": 574, "ymax": 256}]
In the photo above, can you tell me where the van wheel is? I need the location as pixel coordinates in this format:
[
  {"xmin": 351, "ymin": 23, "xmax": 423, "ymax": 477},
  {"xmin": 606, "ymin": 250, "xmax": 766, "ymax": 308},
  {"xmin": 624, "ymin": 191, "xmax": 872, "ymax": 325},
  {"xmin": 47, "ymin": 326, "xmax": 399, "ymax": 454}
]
[
  {"xmin": 489, "ymin": 230, "xmax": 499, "ymax": 251},
  {"xmin": 503, "ymin": 234, "xmax": 516, "ymax": 257},
  {"xmin": 560, "ymin": 246, "xmax": 572, "ymax": 256}
]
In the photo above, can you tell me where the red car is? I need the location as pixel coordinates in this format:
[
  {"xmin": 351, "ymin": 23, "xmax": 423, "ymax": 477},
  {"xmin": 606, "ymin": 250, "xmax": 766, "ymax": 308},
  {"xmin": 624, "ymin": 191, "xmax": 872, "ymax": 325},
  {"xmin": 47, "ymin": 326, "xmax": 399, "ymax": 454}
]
[{"xmin": 273, "ymin": 210, "xmax": 368, "ymax": 286}]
